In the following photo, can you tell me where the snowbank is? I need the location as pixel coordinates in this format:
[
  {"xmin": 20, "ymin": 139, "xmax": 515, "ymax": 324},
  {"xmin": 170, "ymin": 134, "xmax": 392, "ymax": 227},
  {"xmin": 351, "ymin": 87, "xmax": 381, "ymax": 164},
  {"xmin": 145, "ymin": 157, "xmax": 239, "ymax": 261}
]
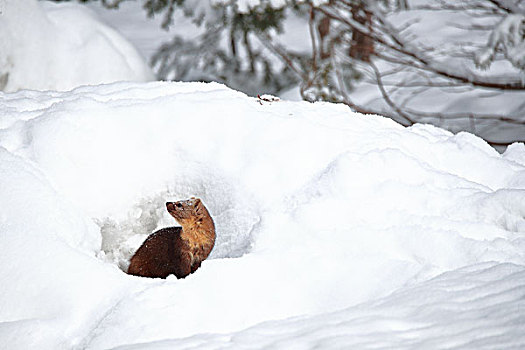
[
  {"xmin": 0, "ymin": 0, "xmax": 154, "ymax": 92},
  {"xmin": 115, "ymin": 262, "xmax": 525, "ymax": 349},
  {"xmin": 0, "ymin": 81, "xmax": 524, "ymax": 349}
]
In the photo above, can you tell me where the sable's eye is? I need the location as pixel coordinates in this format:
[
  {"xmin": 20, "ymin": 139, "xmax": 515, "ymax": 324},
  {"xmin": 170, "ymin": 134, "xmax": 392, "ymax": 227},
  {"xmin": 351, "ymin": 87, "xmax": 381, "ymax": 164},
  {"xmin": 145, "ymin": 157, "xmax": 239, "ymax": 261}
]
[{"xmin": 176, "ymin": 202, "xmax": 183, "ymax": 208}]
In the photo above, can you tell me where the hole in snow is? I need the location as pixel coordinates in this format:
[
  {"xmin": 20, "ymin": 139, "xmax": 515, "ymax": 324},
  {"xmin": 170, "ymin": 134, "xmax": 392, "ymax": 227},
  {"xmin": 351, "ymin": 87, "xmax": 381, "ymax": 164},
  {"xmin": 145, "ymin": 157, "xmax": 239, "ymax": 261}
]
[{"xmin": 95, "ymin": 187, "xmax": 260, "ymax": 273}]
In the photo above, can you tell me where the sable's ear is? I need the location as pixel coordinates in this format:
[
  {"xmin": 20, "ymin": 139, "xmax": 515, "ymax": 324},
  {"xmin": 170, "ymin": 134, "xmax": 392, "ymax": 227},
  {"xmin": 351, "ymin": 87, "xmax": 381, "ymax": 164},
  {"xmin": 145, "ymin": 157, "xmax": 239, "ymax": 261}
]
[{"xmin": 193, "ymin": 198, "xmax": 201, "ymax": 208}]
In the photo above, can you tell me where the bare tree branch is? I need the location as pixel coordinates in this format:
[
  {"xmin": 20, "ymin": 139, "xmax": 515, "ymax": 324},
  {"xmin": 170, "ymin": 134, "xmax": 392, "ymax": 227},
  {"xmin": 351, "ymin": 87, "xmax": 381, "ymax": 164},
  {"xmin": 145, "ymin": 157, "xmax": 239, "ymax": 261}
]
[
  {"xmin": 317, "ymin": 3, "xmax": 525, "ymax": 91},
  {"xmin": 368, "ymin": 60, "xmax": 416, "ymax": 125},
  {"xmin": 487, "ymin": 0, "xmax": 525, "ymax": 15}
]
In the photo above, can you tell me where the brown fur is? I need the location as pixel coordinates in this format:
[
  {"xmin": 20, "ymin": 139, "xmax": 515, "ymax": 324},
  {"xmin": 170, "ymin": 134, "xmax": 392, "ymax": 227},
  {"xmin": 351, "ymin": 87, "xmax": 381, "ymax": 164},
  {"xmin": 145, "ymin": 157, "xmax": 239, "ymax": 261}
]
[{"xmin": 127, "ymin": 197, "xmax": 215, "ymax": 279}]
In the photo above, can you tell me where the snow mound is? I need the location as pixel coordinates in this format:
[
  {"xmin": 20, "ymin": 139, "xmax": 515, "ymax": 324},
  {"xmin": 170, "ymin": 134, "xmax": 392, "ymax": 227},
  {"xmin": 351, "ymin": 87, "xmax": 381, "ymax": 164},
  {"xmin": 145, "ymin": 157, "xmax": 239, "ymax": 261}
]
[
  {"xmin": 0, "ymin": 0, "xmax": 154, "ymax": 92},
  {"xmin": 0, "ymin": 81, "xmax": 524, "ymax": 349},
  {"xmin": 114, "ymin": 262, "xmax": 525, "ymax": 350}
]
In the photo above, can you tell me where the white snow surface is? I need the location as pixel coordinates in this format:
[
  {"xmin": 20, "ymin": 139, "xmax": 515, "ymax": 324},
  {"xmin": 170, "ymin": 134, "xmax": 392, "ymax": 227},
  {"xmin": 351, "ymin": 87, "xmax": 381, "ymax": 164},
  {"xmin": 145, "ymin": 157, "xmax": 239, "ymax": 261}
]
[
  {"xmin": 0, "ymin": 81, "xmax": 525, "ymax": 349},
  {"xmin": 0, "ymin": 0, "xmax": 154, "ymax": 92}
]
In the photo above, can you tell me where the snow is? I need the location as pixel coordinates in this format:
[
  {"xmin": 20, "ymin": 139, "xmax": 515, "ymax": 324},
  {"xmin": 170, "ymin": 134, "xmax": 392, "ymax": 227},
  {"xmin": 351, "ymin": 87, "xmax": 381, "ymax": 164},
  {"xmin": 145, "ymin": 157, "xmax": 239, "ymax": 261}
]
[
  {"xmin": 0, "ymin": 1, "xmax": 524, "ymax": 347},
  {"xmin": 0, "ymin": 0, "xmax": 154, "ymax": 92},
  {"xmin": 84, "ymin": 1, "xmax": 195, "ymax": 61},
  {"xmin": 1, "ymin": 80, "xmax": 525, "ymax": 349},
  {"xmin": 113, "ymin": 262, "xmax": 525, "ymax": 350}
]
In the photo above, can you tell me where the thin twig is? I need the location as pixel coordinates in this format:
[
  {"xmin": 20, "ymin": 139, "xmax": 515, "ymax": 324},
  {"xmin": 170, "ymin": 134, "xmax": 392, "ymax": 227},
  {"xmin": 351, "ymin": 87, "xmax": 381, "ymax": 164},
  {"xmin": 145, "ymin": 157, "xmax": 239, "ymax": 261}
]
[{"xmin": 369, "ymin": 60, "xmax": 416, "ymax": 125}]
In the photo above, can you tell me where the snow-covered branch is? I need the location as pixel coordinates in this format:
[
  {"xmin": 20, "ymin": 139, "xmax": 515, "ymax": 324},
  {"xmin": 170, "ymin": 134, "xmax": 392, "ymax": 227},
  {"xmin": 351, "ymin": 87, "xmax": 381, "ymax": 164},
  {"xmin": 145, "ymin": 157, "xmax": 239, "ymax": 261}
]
[{"xmin": 476, "ymin": 14, "xmax": 525, "ymax": 70}]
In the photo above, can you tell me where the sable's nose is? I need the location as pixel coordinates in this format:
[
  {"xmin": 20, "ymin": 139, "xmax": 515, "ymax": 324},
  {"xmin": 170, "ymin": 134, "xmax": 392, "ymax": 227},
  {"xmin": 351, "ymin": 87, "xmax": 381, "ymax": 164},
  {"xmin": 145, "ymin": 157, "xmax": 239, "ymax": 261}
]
[{"xmin": 166, "ymin": 202, "xmax": 174, "ymax": 210}]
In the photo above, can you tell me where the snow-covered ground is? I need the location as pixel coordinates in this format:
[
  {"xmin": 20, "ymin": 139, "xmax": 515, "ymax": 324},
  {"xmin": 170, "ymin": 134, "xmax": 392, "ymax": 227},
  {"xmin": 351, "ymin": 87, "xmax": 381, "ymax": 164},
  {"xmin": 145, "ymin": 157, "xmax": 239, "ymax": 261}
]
[
  {"xmin": 1, "ymin": 81, "xmax": 524, "ymax": 349},
  {"xmin": 0, "ymin": 0, "xmax": 525, "ymax": 348},
  {"xmin": 115, "ymin": 262, "xmax": 525, "ymax": 349}
]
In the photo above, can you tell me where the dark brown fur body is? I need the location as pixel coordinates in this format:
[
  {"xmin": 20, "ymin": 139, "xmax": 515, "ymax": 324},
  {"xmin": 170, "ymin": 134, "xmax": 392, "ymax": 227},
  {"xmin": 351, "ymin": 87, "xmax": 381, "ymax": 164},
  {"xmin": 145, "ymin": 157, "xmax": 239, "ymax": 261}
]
[
  {"xmin": 127, "ymin": 227, "xmax": 192, "ymax": 278},
  {"xmin": 127, "ymin": 198, "xmax": 215, "ymax": 279}
]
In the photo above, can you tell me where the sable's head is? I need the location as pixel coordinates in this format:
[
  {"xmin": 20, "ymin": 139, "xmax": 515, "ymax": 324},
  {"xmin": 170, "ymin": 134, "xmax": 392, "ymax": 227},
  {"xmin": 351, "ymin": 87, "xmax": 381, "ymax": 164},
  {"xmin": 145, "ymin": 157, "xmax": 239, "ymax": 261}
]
[{"xmin": 166, "ymin": 197, "xmax": 203, "ymax": 223}]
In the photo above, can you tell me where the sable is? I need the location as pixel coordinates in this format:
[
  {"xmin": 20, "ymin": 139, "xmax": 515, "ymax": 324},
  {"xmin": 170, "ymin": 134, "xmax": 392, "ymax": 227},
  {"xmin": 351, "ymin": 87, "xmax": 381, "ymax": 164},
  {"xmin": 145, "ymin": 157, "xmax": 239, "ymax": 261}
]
[{"xmin": 127, "ymin": 197, "xmax": 215, "ymax": 279}]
